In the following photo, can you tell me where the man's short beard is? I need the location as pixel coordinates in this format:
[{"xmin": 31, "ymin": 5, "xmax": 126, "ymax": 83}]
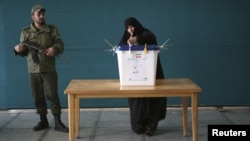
[
  {"xmin": 39, "ymin": 20, "xmax": 45, "ymax": 25},
  {"xmin": 41, "ymin": 21, "xmax": 45, "ymax": 25}
]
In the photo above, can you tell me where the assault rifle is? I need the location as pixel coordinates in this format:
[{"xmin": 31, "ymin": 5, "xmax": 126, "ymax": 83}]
[{"xmin": 22, "ymin": 40, "xmax": 69, "ymax": 62}]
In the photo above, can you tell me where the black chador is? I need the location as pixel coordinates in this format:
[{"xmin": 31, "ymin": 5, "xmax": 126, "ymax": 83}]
[{"xmin": 119, "ymin": 17, "xmax": 167, "ymax": 135}]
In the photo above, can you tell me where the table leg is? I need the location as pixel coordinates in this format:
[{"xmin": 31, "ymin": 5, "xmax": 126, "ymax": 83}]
[
  {"xmin": 192, "ymin": 93, "xmax": 198, "ymax": 141},
  {"xmin": 68, "ymin": 94, "xmax": 75, "ymax": 141},
  {"xmin": 75, "ymin": 98, "xmax": 80, "ymax": 138},
  {"xmin": 182, "ymin": 97, "xmax": 188, "ymax": 136}
]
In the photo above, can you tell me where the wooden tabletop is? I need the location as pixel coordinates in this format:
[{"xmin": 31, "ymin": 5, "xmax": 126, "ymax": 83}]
[{"xmin": 64, "ymin": 78, "xmax": 202, "ymax": 98}]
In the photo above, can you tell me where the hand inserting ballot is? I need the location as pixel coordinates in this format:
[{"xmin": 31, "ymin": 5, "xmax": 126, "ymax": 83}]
[{"xmin": 127, "ymin": 36, "xmax": 138, "ymax": 46}]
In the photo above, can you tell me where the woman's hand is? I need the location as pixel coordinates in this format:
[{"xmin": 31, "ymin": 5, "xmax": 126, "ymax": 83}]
[{"xmin": 127, "ymin": 36, "xmax": 138, "ymax": 45}]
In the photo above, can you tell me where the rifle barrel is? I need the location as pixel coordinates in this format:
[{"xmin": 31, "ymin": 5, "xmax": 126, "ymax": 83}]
[{"xmin": 22, "ymin": 42, "xmax": 69, "ymax": 62}]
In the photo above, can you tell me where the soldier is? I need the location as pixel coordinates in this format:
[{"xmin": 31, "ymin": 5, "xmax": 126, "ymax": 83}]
[{"xmin": 14, "ymin": 5, "xmax": 68, "ymax": 133}]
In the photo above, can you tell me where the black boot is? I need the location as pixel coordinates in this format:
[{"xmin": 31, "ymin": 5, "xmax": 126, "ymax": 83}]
[
  {"xmin": 33, "ymin": 114, "xmax": 49, "ymax": 131},
  {"xmin": 54, "ymin": 115, "xmax": 69, "ymax": 133}
]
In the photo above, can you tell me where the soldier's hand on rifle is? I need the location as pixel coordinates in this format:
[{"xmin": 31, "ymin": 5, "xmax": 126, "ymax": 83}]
[
  {"xmin": 14, "ymin": 43, "xmax": 27, "ymax": 52},
  {"xmin": 45, "ymin": 47, "xmax": 56, "ymax": 57}
]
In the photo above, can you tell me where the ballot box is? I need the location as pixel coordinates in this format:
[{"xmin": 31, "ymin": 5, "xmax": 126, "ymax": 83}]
[{"xmin": 115, "ymin": 45, "xmax": 159, "ymax": 86}]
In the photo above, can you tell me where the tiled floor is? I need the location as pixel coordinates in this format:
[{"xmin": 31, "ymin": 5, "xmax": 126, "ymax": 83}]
[{"xmin": 0, "ymin": 107, "xmax": 250, "ymax": 141}]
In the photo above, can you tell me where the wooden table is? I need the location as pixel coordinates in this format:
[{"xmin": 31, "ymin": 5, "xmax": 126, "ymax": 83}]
[{"xmin": 64, "ymin": 78, "xmax": 202, "ymax": 141}]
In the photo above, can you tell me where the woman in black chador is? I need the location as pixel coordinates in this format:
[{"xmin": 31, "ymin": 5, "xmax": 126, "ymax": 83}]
[{"xmin": 119, "ymin": 17, "xmax": 167, "ymax": 136}]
